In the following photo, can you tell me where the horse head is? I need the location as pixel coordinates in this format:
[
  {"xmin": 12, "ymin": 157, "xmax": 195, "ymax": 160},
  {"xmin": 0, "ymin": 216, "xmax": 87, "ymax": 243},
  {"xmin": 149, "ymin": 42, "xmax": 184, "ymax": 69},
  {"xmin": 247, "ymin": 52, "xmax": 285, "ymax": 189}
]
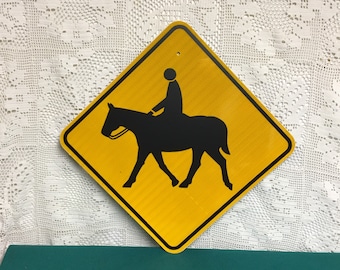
[{"xmin": 101, "ymin": 103, "xmax": 120, "ymax": 138}]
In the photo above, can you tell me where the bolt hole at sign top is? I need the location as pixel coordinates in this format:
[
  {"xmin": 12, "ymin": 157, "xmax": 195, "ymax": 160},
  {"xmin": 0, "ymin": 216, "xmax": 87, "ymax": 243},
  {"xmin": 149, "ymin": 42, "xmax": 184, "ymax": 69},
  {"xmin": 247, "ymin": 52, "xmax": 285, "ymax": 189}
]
[{"xmin": 177, "ymin": 51, "xmax": 181, "ymax": 56}]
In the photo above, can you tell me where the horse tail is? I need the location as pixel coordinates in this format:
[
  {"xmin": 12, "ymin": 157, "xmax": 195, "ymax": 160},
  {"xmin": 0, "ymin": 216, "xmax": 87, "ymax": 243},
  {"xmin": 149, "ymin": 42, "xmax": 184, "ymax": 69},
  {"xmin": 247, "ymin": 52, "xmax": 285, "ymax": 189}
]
[
  {"xmin": 220, "ymin": 122, "xmax": 230, "ymax": 155},
  {"xmin": 222, "ymin": 144, "xmax": 230, "ymax": 155}
]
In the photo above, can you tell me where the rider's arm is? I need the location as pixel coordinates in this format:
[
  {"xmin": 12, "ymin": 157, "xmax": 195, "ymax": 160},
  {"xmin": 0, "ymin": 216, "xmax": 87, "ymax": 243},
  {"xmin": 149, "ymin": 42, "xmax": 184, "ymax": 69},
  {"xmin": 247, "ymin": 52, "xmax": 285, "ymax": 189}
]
[{"xmin": 152, "ymin": 98, "xmax": 166, "ymax": 113}]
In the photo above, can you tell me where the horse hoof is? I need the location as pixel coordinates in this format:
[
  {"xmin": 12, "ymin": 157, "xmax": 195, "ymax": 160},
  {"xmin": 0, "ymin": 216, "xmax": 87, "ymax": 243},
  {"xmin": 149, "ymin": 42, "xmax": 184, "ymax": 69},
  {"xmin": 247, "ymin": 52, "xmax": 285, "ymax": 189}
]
[
  {"xmin": 179, "ymin": 182, "xmax": 190, "ymax": 188},
  {"xmin": 172, "ymin": 179, "xmax": 179, "ymax": 187},
  {"xmin": 123, "ymin": 182, "xmax": 133, "ymax": 188},
  {"xmin": 225, "ymin": 182, "xmax": 232, "ymax": 190}
]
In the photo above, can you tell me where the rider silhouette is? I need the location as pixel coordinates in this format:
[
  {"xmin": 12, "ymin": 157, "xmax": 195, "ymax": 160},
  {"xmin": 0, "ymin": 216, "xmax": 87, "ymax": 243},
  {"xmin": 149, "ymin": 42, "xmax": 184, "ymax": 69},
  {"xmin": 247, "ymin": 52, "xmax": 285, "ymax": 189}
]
[
  {"xmin": 101, "ymin": 68, "xmax": 232, "ymax": 190},
  {"xmin": 150, "ymin": 68, "xmax": 182, "ymax": 118}
]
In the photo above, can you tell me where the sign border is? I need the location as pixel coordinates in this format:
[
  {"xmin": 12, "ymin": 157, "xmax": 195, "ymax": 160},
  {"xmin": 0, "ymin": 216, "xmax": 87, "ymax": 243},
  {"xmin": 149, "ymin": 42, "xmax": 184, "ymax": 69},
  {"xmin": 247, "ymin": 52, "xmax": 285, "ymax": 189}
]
[{"xmin": 60, "ymin": 21, "xmax": 294, "ymax": 253}]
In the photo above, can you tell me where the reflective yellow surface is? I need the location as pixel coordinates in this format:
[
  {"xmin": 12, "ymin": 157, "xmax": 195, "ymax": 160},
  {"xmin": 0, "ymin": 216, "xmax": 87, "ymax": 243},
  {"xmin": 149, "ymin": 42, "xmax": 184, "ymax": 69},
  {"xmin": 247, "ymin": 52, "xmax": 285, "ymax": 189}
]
[{"xmin": 60, "ymin": 22, "xmax": 294, "ymax": 253}]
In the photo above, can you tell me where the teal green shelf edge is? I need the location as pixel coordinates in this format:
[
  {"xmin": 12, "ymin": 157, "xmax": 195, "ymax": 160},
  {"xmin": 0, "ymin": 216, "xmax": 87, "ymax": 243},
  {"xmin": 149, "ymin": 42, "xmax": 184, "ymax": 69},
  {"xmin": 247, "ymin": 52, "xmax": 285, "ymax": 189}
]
[{"xmin": 1, "ymin": 245, "xmax": 339, "ymax": 270}]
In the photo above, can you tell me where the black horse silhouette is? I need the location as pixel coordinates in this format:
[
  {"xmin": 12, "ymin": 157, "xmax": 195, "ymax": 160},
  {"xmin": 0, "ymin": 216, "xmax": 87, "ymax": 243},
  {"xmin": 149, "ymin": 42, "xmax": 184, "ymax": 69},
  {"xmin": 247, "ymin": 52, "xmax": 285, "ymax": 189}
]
[{"xmin": 101, "ymin": 103, "xmax": 232, "ymax": 190}]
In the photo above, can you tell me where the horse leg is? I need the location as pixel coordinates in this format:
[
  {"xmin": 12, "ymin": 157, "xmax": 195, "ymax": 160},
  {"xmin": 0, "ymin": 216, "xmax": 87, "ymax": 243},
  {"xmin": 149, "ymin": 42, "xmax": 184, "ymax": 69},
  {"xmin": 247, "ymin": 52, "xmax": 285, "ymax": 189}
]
[
  {"xmin": 179, "ymin": 149, "xmax": 204, "ymax": 188},
  {"xmin": 152, "ymin": 152, "xmax": 179, "ymax": 187},
  {"xmin": 206, "ymin": 148, "xmax": 232, "ymax": 190},
  {"xmin": 123, "ymin": 149, "xmax": 149, "ymax": 187}
]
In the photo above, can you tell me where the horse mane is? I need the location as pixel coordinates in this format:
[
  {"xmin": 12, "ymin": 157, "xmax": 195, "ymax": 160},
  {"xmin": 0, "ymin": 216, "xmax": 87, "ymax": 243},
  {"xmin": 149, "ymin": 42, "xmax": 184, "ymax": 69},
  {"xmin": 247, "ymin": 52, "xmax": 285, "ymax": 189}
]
[
  {"xmin": 113, "ymin": 106, "xmax": 150, "ymax": 129},
  {"xmin": 115, "ymin": 107, "xmax": 147, "ymax": 118}
]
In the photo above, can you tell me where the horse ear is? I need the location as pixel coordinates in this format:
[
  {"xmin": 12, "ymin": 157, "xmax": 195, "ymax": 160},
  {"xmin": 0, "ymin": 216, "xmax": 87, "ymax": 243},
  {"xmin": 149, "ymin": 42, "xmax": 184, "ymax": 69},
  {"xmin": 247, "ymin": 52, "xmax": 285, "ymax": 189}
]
[{"xmin": 108, "ymin": 103, "xmax": 114, "ymax": 109}]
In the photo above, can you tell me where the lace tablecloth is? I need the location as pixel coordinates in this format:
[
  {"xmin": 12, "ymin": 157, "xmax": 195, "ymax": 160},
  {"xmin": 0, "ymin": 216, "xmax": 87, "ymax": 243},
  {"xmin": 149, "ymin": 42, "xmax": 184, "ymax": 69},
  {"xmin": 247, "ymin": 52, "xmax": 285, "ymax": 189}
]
[{"xmin": 1, "ymin": 0, "xmax": 340, "ymax": 259}]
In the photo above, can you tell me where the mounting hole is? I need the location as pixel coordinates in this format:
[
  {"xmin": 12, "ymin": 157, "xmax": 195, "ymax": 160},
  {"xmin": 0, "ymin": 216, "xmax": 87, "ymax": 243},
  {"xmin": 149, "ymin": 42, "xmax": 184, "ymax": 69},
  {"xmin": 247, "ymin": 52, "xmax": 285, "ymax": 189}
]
[{"xmin": 176, "ymin": 51, "xmax": 181, "ymax": 56}]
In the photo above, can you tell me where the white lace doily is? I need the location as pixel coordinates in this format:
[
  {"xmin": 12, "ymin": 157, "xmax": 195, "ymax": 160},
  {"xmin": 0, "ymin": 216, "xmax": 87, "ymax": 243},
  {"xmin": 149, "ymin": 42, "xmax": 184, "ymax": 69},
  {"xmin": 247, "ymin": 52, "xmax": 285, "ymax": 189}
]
[{"xmin": 1, "ymin": 0, "xmax": 340, "ymax": 259}]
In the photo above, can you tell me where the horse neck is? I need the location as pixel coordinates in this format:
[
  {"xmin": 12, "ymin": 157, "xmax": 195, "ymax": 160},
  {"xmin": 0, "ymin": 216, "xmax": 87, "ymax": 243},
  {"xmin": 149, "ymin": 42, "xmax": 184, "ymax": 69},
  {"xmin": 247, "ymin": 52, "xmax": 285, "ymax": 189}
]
[{"xmin": 115, "ymin": 108, "xmax": 146, "ymax": 131}]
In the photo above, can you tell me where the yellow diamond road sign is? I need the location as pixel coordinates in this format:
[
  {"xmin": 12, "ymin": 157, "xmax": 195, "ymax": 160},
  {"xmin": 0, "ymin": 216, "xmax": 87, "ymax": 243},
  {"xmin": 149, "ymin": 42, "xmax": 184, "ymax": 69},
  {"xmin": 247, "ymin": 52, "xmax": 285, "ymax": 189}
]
[{"xmin": 60, "ymin": 22, "xmax": 294, "ymax": 253}]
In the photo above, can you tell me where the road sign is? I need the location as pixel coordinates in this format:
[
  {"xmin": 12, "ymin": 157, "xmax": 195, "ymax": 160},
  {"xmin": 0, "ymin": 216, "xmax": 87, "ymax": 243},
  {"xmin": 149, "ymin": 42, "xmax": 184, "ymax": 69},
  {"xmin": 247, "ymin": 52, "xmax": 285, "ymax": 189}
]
[{"xmin": 60, "ymin": 21, "xmax": 294, "ymax": 253}]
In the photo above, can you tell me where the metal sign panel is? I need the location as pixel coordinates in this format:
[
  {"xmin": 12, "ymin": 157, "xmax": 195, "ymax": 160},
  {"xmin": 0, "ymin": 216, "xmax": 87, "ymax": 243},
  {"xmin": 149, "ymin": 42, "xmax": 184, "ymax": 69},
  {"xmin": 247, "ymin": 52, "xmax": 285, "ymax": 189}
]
[{"xmin": 60, "ymin": 22, "xmax": 294, "ymax": 253}]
